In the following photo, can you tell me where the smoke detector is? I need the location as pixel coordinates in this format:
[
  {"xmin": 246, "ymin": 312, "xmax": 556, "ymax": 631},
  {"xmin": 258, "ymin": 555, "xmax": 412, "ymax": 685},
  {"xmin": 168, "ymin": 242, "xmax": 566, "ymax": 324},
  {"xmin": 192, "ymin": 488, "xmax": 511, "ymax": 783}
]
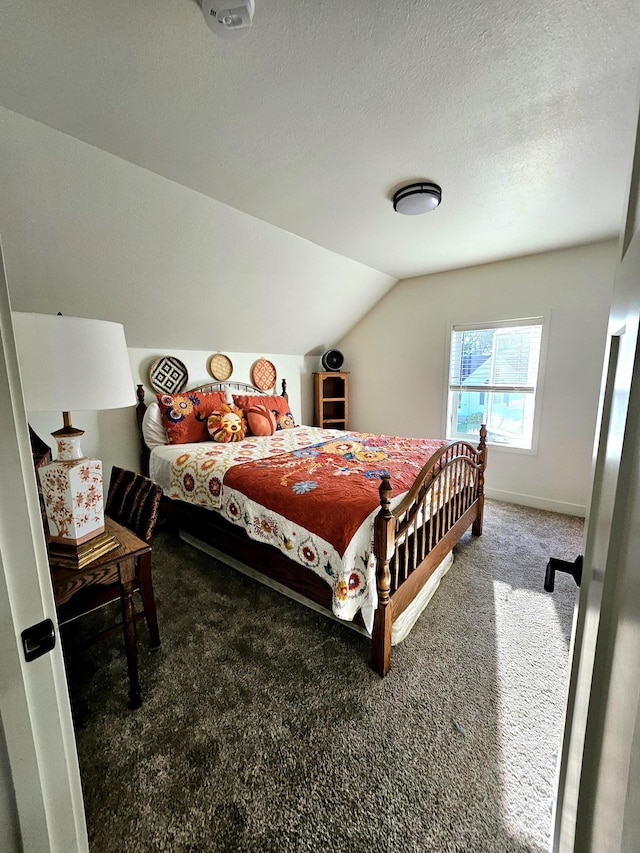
[{"xmin": 201, "ymin": 0, "xmax": 255, "ymax": 39}]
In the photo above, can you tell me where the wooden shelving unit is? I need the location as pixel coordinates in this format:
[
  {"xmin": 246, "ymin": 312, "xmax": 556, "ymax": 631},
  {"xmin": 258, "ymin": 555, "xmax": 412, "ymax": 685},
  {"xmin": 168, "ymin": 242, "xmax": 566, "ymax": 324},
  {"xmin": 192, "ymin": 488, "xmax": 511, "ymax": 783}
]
[{"xmin": 314, "ymin": 371, "xmax": 349, "ymax": 430}]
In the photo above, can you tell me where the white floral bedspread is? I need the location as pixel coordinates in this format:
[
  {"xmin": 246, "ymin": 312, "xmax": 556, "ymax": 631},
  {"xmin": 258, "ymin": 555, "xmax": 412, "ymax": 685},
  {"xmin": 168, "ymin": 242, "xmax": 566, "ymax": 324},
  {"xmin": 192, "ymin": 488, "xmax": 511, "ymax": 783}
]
[{"xmin": 154, "ymin": 426, "xmax": 339, "ymax": 510}]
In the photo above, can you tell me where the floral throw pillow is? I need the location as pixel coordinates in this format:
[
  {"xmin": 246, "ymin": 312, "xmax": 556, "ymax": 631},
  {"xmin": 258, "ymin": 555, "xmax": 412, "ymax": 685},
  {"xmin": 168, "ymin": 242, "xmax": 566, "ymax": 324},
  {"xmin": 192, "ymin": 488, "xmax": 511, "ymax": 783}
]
[
  {"xmin": 207, "ymin": 404, "xmax": 247, "ymax": 443},
  {"xmin": 157, "ymin": 390, "xmax": 227, "ymax": 444}
]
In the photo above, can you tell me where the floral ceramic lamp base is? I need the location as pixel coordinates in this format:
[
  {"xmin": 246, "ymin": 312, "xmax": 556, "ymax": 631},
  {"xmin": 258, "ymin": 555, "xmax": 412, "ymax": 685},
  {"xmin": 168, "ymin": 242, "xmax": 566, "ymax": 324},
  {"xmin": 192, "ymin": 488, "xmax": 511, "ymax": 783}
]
[{"xmin": 38, "ymin": 427, "xmax": 104, "ymax": 546}]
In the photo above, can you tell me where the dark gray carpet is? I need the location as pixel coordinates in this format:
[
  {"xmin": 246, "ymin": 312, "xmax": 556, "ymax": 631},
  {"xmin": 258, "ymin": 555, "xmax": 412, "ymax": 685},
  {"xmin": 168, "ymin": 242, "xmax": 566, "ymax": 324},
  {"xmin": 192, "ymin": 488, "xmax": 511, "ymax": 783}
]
[{"xmin": 64, "ymin": 500, "xmax": 583, "ymax": 852}]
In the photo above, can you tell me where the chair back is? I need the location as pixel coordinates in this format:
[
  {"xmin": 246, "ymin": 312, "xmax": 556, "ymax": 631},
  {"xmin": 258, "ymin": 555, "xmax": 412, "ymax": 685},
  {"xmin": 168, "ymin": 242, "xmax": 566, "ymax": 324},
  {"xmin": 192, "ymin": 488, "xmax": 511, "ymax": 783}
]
[{"xmin": 105, "ymin": 467, "xmax": 162, "ymax": 544}]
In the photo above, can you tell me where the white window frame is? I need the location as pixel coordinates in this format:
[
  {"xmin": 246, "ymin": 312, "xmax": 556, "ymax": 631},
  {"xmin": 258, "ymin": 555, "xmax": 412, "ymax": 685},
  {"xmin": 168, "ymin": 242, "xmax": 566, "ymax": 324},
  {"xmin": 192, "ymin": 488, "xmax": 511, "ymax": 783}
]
[{"xmin": 443, "ymin": 315, "xmax": 548, "ymax": 454}]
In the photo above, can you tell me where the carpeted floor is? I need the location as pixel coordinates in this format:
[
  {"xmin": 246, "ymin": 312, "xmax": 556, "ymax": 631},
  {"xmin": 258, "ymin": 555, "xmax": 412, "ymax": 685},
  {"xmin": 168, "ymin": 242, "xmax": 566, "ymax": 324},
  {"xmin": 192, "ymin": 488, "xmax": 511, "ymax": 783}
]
[{"xmin": 64, "ymin": 500, "xmax": 583, "ymax": 852}]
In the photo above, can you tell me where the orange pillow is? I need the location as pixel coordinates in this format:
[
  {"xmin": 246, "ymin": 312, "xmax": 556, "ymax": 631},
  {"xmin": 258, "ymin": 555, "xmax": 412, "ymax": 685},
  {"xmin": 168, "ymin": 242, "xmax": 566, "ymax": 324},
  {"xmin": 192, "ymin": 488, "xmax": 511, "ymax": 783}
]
[
  {"xmin": 245, "ymin": 404, "xmax": 277, "ymax": 436},
  {"xmin": 233, "ymin": 394, "xmax": 297, "ymax": 430},
  {"xmin": 207, "ymin": 404, "xmax": 247, "ymax": 443},
  {"xmin": 157, "ymin": 390, "xmax": 227, "ymax": 444}
]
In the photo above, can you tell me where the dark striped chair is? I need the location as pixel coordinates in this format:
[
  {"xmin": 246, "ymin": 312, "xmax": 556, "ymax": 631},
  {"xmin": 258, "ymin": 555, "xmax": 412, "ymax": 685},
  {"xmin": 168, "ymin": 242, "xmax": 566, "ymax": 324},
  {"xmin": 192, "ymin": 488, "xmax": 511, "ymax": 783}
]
[{"xmin": 104, "ymin": 467, "xmax": 163, "ymax": 646}]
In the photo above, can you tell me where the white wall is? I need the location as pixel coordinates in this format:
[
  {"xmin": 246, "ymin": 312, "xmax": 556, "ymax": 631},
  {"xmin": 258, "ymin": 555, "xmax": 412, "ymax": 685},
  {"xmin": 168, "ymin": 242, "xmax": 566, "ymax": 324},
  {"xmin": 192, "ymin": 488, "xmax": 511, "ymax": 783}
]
[{"xmin": 337, "ymin": 241, "xmax": 618, "ymax": 515}]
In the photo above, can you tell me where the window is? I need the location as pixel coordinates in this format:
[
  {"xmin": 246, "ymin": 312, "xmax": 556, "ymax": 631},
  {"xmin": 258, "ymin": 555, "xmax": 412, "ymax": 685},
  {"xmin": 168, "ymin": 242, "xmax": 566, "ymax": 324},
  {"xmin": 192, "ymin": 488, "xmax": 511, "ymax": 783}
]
[{"xmin": 446, "ymin": 318, "xmax": 544, "ymax": 450}]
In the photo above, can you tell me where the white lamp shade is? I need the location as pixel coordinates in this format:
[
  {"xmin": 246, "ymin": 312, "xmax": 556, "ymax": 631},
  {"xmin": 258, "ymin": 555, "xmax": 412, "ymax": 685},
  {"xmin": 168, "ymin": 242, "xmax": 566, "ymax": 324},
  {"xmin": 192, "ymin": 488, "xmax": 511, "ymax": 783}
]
[{"xmin": 12, "ymin": 313, "xmax": 135, "ymax": 413}]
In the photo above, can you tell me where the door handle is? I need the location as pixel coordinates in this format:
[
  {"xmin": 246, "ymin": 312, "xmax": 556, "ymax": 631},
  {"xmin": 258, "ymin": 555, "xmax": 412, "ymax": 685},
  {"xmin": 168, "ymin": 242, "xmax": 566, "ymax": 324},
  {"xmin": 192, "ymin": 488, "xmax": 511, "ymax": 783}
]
[
  {"xmin": 21, "ymin": 618, "xmax": 56, "ymax": 662},
  {"xmin": 544, "ymin": 555, "xmax": 583, "ymax": 593}
]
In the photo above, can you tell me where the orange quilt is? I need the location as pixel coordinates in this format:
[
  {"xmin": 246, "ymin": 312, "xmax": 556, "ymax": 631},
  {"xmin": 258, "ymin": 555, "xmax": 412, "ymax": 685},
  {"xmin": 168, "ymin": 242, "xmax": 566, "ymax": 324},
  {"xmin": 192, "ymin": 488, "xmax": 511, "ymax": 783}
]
[{"xmin": 224, "ymin": 433, "xmax": 447, "ymax": 557}]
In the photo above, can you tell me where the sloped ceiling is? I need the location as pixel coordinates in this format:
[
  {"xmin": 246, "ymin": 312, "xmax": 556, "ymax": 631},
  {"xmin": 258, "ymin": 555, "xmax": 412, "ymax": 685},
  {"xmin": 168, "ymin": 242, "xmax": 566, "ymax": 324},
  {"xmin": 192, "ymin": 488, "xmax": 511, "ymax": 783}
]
[
  {"xmin": 0, "ymin": 106, "xmax": 394, "ymax": 355},
  {"xmin": 0, "ymin": 0, "xmax": 639, "ymax": 353}
]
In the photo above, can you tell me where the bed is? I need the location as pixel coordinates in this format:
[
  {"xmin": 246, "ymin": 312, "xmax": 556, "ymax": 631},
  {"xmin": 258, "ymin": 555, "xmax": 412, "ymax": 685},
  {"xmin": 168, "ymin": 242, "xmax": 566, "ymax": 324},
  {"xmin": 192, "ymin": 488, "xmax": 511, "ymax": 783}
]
[{"xmin": 136, "ymin": 380, "xmax": 487, "ymax": 675}]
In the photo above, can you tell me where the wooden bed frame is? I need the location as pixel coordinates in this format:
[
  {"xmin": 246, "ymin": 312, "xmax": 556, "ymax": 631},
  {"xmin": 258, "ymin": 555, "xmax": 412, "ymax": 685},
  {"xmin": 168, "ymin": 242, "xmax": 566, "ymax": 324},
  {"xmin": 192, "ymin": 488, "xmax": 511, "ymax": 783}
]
[{"xmin": 136, "ymin": 380, "xmax": 487, "ymax": 676}]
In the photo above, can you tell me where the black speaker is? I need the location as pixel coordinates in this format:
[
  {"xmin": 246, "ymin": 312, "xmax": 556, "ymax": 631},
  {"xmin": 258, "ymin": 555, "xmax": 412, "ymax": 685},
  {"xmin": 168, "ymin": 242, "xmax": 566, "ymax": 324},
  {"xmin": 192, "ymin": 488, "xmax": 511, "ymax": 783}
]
[{"xmin": 321, "ymin": 350, "xmax": 344, "ymax": 371}]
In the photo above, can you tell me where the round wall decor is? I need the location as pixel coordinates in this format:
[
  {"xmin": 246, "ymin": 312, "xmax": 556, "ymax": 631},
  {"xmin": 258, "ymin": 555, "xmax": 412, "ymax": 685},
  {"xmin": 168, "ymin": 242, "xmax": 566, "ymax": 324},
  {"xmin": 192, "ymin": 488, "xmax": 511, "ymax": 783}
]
[
  {"xmin": 149, "ymin": 356, "xmax": 189, "ymax": 394},
  {"xmin": 208, "ymin": 352, "xmax": 233, "ymax": 381},
  {"xmin": 321, "ymin": 350, "xmax": 344, "ymax": 371},
  {"xmin": 251, "ymin": 358, "xmax": 277, "ymax": 391}
]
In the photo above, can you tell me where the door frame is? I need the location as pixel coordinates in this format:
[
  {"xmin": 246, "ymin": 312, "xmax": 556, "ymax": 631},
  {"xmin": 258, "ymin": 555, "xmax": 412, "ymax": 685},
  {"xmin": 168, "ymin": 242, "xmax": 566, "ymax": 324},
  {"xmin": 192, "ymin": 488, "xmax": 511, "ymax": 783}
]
[
  {"xmin": 553, "ymin": 89, "xmax": 640, "ymax": 851},
  {"xmin": 0, "ymin": 239, "xmax": 88, "ymax": 852}
]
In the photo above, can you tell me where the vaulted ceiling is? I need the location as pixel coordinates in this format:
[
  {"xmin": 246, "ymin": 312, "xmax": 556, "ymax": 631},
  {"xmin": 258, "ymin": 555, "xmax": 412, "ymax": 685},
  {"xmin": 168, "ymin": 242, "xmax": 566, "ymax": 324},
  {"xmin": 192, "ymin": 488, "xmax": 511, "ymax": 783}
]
[{"xmin": 1, "ymin": 0, "xmax": 638, "ymax": 353}]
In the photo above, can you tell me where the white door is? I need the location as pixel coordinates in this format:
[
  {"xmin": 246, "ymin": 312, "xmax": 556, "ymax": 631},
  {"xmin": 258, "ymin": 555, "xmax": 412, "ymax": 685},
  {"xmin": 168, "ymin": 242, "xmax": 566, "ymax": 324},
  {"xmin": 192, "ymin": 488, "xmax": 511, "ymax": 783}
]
[
  {"xmin": 553, "ymin": 98, "xmax": 640, "ymax": 850},
  {"xmin": 0, "ymin": 240, "xmax": 88, "ymax": 852}
]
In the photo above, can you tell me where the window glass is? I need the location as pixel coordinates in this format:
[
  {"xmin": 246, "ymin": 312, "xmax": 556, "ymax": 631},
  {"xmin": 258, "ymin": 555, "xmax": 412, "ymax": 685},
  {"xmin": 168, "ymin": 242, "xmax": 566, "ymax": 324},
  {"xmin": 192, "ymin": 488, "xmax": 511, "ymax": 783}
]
[{"xmin": 447, "ymin": 319, "xmax": 543, "ymax": 449}]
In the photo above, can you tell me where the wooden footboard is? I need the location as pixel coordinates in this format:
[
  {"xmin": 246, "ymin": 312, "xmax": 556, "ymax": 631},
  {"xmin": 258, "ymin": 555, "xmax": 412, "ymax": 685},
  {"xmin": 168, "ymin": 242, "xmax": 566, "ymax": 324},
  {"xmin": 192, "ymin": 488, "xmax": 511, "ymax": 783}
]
[{"xmin": 371, "ymin": 426, "xmax": 487, "ymax": 675}]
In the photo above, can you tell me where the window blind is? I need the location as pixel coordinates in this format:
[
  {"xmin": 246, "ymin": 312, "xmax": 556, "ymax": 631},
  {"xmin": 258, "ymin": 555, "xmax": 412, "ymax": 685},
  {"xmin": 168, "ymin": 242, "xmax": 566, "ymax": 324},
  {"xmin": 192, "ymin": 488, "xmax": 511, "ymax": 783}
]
[{"xmin": 449, "ymin": 319, "xmax": 543, "ymax": 394}]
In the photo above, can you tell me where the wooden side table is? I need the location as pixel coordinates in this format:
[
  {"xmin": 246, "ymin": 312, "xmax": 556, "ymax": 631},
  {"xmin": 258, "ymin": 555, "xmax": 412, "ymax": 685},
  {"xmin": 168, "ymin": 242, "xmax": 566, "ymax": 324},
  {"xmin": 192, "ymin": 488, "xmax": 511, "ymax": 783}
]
[
  {"xmin": 49, "ymin": 516, "xmax": 152, "ymax": 709},
  {"xmin": 313, "ymin": 371, "xmax": 349, "ymax": 430}
]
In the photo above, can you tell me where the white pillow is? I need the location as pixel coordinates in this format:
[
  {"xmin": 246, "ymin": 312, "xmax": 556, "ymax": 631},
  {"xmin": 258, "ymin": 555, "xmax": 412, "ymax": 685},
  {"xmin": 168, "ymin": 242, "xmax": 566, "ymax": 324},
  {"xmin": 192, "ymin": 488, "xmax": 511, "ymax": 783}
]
[{"xmin": 142, "ymin": 402, "xmax": 168, "ymax": 448}]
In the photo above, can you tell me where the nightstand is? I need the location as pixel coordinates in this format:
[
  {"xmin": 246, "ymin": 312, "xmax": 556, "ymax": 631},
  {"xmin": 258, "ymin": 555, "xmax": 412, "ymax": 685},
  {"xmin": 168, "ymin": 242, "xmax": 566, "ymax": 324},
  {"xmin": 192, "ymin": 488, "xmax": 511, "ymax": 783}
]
[{"xmin": 49, "ymin": 516, "xmax": 152, "ymax": 709}]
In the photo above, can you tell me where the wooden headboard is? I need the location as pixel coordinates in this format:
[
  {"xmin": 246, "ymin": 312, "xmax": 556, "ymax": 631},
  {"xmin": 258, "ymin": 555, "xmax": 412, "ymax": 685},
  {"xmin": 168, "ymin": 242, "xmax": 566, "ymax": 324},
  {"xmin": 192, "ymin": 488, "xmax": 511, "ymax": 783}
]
[{"xmin": 135, "ymin": 378, "xmax": 288, "ymax": 476}]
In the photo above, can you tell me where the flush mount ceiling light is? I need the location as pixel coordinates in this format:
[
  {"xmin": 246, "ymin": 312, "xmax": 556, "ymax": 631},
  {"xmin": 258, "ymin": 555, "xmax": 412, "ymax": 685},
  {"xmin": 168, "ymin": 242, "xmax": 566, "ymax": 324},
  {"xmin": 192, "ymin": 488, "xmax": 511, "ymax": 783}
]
[{"xmin": 393, "ymin": 182, "xmax": 442, "ymax": 215}]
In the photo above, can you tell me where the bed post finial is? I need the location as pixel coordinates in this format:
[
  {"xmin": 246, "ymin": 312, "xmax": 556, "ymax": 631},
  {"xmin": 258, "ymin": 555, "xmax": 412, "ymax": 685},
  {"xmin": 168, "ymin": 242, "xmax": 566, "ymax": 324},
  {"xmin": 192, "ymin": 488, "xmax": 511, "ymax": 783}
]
[
  {"xmin": 473, "ymin": 424, "xmax": 487, "ymax": 537},
  {"xmin": 477, "ymin": 424, "xmax": 487, "ymax": 495},
  {"xmin": 375, "ymin": 475, "xmax": 394, "ymax": 608},
  {"xmin": 135, "ymin": 384, "xmax": 150, "ymax": 476},
  {"xmin": 136, "ymin": 384, "xmax": 146, "ymax": 430},
  {"xmin": 281, "ymin": 377, "xmax": 287, "ymax": 399},
  {"xmin": 478, "ymin": 423, "xmax": 487, "ymax": 452},
  {"xmin": 372, "ymin": 475, "xmax": 394, "ymax": 676}
]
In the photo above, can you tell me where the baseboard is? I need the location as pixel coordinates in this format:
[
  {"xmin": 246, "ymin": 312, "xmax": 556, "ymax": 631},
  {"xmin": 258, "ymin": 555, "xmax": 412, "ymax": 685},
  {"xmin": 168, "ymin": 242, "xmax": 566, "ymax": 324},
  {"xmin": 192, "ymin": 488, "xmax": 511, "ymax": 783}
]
[{"xmin": 485, "ymin": 488, "xmax": 587, "ymax": 518}]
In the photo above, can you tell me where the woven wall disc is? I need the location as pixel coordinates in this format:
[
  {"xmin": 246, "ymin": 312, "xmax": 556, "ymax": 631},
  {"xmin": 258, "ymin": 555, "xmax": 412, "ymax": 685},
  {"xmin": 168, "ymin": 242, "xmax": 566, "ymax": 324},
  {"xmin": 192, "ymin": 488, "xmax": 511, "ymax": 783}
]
[
  {"xmin": 208, "ymin": 353, "xmax": 233, "ymax": 381},
  {"xmin": 149, "ymin": 356, "xmax": 189, "ymax": 394},
  {"xmin": 251, "ymin": 358, "xmax": 277, "ymax": 391}
]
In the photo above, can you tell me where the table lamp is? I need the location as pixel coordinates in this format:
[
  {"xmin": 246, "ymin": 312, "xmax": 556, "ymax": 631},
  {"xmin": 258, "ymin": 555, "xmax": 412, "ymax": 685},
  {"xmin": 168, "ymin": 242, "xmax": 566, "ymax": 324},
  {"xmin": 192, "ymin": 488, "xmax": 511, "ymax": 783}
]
[{"xmin": 12, "ymin": 312, "xmax": 135, "ymax": 548}]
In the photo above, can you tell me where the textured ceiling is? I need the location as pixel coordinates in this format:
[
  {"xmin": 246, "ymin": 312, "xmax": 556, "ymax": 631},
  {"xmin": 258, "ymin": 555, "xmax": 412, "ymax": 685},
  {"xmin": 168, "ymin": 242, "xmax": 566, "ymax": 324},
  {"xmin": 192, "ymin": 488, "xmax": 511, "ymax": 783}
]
[{"xmin": 0, "ymin": 0, "xmax": 638, "ymax": 280}]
